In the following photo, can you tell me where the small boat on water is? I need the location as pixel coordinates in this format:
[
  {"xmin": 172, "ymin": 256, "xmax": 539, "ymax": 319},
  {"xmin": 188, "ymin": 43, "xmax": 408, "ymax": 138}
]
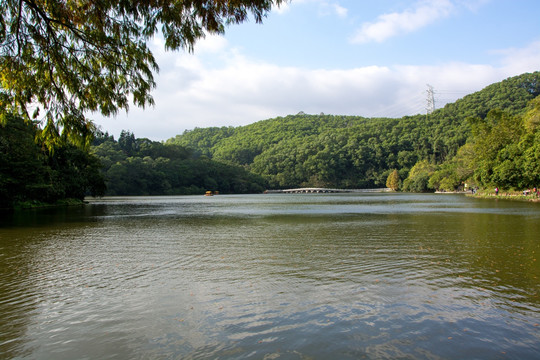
[{"xmin": 204, "ymin": 191, "xmax": 213, "ymax": 196}]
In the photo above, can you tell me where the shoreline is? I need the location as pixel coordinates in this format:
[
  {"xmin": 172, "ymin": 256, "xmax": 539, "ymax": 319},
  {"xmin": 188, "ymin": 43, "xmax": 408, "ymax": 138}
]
[
  {"xmin": 1, "ymin": 198, "xmax": 87, "ymax": 211},
  {"xmin": 466, "ymin": 191, "xmax": 540, "ymax": 203}
]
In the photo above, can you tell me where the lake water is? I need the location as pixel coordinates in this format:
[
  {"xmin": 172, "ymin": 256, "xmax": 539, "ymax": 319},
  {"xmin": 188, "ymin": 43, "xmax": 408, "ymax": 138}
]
[{"xmin": 1, "ymin": 193, "xmax": 539, "ymax": 359}]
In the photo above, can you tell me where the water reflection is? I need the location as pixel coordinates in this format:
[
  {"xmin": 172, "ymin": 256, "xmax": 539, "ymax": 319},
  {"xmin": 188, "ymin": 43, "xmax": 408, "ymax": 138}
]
[{"xmin": 1, "ymin": 194, "xmax": 539, "ymax": 359}]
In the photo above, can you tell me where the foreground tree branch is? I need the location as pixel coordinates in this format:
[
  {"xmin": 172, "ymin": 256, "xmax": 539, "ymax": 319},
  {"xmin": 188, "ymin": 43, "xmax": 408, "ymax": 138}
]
[{"xmin": 0, "ymin": 0, "xmax": 285, "ymax": 143}]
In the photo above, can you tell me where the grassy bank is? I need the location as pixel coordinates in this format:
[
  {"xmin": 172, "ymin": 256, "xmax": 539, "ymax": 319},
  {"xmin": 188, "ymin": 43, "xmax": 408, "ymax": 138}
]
[{"xmin": 467, "ymin": 189, "xmax": 540, "ymax": 202}]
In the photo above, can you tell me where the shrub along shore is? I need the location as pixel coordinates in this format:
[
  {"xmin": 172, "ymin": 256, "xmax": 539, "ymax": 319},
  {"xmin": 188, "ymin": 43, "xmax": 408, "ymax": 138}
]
[
  {"xmin": 467, "ymin": 189, "xmax": 540, "ymax": 202},
  {"xmin": 4, "ymin": 198, "xmax": 87, "ymax": 211}
]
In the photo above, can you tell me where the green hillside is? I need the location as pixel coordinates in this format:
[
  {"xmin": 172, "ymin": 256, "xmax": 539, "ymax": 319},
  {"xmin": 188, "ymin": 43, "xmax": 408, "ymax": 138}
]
[{"xmin": 167, "ymin": 72, "xmax": 540, "ymax": 190}]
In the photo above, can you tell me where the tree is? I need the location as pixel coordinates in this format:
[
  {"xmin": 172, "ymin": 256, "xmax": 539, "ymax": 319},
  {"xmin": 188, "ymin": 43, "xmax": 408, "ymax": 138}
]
[
  {"xmin": 402, "ymin": 160, "xmax": 437, "ymax": 192},
  {"xmin": 1, "ymin": 112, "xmax": 105, "ymax": 208},
  {"xmin": 469, "ymin": 109, "xmax": 523, "ymax": 186},
  {"xmin": 428, "ymin": 143, "xmax": 475, "ymax": 191},
  {"xmin": 386, "ymin": 169, "xmax": 399, "ymax": 191},
  {"xmin": 0, "ymin": 113, "xmax": 46, "ymax": 207},
  {"xmin": 118, "ymin": 130, "xmax": 138, "ymax": 156},
  {"xmin": 1, "ymin": 0, "xmax": 285, "ymax": 141}
]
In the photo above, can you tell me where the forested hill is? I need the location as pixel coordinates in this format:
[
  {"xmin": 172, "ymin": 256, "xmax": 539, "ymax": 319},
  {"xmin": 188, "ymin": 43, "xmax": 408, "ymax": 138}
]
[
  {"xmin": 167, "ymin": 72, "xmax": 540, "ymax": 189},
  {"xmin": 91, "ymin": 131, "xmax": 266, "ymax": 196}
]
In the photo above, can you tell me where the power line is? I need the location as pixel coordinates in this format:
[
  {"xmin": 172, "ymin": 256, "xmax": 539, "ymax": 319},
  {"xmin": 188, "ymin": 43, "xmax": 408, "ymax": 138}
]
[
  {"xmin": 368, "ymin": 91, "xmax": 425, "ymax": 118},
  {"xmin": 436, "ymin": 90, "xmax": 470, "ymax": 95}
]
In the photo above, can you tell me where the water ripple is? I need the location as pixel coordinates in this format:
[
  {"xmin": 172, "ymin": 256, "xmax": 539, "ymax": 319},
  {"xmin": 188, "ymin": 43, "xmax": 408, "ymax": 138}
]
[{"xmin": 1, "ymin": 194, "xmax": 539, "ymax": 359}]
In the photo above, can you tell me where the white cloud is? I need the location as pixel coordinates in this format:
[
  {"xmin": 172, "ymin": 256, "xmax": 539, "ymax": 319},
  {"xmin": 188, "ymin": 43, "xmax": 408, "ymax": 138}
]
[
  {"xmin": 332, "ymin": 4, "xmax": 348, "ymax": 18},
  {"xmin": 93, "ymin": 38, "xmax": 540, "ymax": 140},
  {"xmin": 276, "ymin": 0, "xmax": 348, "ymax": 18},
  {"xmin": 318, "ymin": 2, "xmax": 348, "ymax": 18},
  {"xmin": 193, "ymin": 34, "xmax": 229, "ymax": 53},
  {"xmin": 495, "ymin": 40, "xmax": 540, "ymax": 74},
  {"xmin": 351, "ymin": 0, "xmax": 454, "ymax": 43},
  {"xmin": 455, "ymin": 0, "xmax": 492, "ymax": 12}
]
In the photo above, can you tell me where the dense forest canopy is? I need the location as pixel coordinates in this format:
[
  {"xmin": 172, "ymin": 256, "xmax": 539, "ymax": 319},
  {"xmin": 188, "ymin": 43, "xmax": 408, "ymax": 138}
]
[
  {"xmin": 92, "ymin": 130, "xmax": 266, "ymax": 196},
  {"xmin": 0, "ymin": 113, "xmax": 105, "ymax": 208}
]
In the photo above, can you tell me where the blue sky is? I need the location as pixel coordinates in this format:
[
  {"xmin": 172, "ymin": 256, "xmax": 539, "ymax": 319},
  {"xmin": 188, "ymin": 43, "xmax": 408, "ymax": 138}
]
[{"xmin": 93, "ymin": 0, "xmax": 540, "ymax": 140}]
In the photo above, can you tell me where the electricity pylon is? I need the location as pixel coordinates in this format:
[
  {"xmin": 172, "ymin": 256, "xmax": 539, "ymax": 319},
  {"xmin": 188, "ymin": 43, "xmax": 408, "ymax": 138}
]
[{"xmin": 426, "ymin": 84, "xmax": 435, "ymax": 115}]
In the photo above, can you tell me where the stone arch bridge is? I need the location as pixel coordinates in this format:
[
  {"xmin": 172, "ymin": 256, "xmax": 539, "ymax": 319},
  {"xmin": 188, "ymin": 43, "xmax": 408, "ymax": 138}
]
[{"xmin": 265, "ymin": 188, "xmax": 389, "ymax": 194}]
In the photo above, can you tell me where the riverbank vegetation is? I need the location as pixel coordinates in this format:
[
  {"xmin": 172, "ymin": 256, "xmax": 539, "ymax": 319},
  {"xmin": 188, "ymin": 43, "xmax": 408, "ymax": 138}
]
[
  {"xmin": 2, "ymin": 72, "xmax": 540, "ymax": 207},
  {"xmin": 467, "ymin": 189, "xmax": 540, "ymax": 202},
  {"xmin": 0, "ymin": 114, "xmax": 105, "ymax": 209}
]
